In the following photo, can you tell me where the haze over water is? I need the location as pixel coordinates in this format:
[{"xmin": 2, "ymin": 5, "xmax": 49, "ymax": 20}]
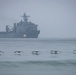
[
  {"xmin": 0, "ymin": 0, "xmax": 76, "ymax": 75},
  {"xmin": 0, "ymin": 0, "xmax": 76, "ymax": 38}
]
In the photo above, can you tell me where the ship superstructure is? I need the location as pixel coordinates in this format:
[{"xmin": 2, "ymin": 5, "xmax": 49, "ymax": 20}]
[{"xmin": 0, "ymin": 13, "xmax": 40, "ymax": 38}]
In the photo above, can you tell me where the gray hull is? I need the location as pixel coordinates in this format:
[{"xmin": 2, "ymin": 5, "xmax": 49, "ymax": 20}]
[{"xmin": 0, "ymin": 30, "xmax": 40, "ymax": 38}]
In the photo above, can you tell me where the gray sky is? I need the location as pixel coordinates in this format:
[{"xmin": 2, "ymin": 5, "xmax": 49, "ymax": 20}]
[{"xmin": 0, "ymin": 0, "xmax": 76, "ymax": 38}]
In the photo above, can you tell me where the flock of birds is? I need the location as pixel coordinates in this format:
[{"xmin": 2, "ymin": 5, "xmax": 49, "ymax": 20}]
[{"xmin": 0, "ymin": 50, "xmax": 76, "ymax": 56}]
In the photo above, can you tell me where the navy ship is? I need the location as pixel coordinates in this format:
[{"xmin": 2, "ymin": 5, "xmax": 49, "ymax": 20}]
[{"xmin": 0, "ymin": 13, "xmax": 40, "ymax": 38}]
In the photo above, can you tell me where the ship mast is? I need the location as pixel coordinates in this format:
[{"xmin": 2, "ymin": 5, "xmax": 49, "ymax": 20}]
[{"xmin": 21, "ymin": 13, "xmax": 29, "ymax": 22}]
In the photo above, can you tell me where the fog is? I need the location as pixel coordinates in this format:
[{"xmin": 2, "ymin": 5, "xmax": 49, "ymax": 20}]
[{"xmin": 0, "ymin": 0, "xmax": 76, "ymax": 38}]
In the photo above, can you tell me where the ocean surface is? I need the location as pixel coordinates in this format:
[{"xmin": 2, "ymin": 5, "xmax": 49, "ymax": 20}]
[{"xmin": 0, "ymin": 38, "xmax": 76, "ymax": 75}]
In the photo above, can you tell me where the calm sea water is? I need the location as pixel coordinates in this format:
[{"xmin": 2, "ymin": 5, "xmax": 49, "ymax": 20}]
[{"xmin": 0, "ymin": 38, "xmax": 76, "ymax": 75}]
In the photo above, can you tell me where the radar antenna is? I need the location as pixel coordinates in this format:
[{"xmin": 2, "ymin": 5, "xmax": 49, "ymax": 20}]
[{"xmin": 21, "ymin": 13, "xmax": 30, "ymax": 22}]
